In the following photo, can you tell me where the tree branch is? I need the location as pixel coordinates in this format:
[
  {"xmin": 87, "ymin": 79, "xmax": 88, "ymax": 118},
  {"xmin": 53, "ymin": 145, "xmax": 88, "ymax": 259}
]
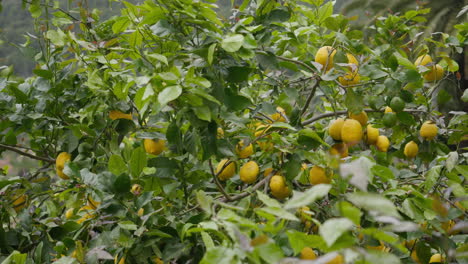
[
  {"xmin": 219, "ymin": 170, "xmax": 277, "ymax": 203},
  {"xmin": 0, "ymin": 143, "xmax": 55, "ymax": 163},
  {"xmin": 255, "ymin": 50, "xmax": 317, "ymax": 73},
  {"xmin": 300, "ymin": 79, "xmax": 321, "ymax": 117}
]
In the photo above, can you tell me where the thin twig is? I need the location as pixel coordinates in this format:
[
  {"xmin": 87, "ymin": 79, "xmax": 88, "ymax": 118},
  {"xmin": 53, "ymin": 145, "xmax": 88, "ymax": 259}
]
[
  {"xmin": 300, "ymin": 79, "xmax": 321, "ymax": 117},
  {"xmin": 0, "ymin": 143, "xmax": 55, "ymax": 163},
  {"xmin": 248, "ymin": 107, "xmax": 275, "ymax": 123},
  {"xmin": 255, "ymin": 50, "xmax": 316, "ymax": 73},
  {"xmin": 219, "ymin": 170, "xmax": 277, "ymax": 203}
]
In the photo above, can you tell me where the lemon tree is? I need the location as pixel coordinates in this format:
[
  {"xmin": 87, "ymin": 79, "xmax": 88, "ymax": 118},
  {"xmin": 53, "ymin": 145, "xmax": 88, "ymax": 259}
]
[{"xmin": 0, "ymin": 0, "xmax": 467, "ymax": 263}]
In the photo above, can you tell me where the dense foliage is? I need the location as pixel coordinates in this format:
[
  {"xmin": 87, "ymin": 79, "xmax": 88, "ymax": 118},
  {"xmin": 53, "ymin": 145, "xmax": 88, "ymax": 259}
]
[{"xmin": 0, "ymin": 0, "xmax": 467, "ymax": 263}]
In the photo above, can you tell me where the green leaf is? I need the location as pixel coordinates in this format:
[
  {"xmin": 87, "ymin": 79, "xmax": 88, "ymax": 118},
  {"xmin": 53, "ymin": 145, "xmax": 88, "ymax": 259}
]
[
  {"xmin": 200, "ymin": 247, "xmax": 235, "ymax": 264},
  {"xmin": 33, "ymin": 69, "xmax": 53, "ymax": 79},
  {"xmin": 207, "ymin": 43, "xmax": 216, "ymax": 65},
  {"xmin": 147, "ymin": 53, "xmax": 168, "ymax": 65},
  {"xmin": 1, "ymin": 250, "xmax": 27, "ymax": 264},
  {"xmin": 287, "ymin": 231, "xmax": 326, "ymax": 254},
  {"xmin": 193, "ymin": 106, "xmax": 211, "ymax": 121},
  {"xmin": 200, "ymin": 232, "xmax": 215, "ymax": 249},
  {"xmin": 344, "ymin": 89, "xmax": 363, "ymax": 114},
  {"xmin": 284, "ymin": 184, "xmax": 331, "ymax": 210},
  {"xmin": 29, "ymin": 3, "xmax": 42, "ymax": 18},
  {"xmin": 258, "ymin": 207, "xmax": 299, "ymax": 221},
  {"xmin": 158, "ymin": 85, "xmax": 182, "ymax": 106},
  {"xmin": 112, "ymin": 17, "xmax": 131, "ymax": 34},
  {"xmin": 317, "ymin": 1, "xmax": 333, "ymax": 23},
  {"xmin": 445, "ymin": 152, "xmax": 458, "ymax": 172},
  {"xmin": 118, "ymin": 220, "xmax": 138, "ymax": 230},
  {"xmin": 46, "ymin": 29, "xmax": 67, "ymax": 46},
  {"xmin": 221, "ymin": 34, "xmax": 244, "ymax": 52},
  {"xmin": 338, "ymin": 201, "xmax": 362, "ymax": 226},
  {"xmin": 256, "ymin": 190, "xmax": 281, "ymax": 208},
  {"xmin": 196, "ymin": 190, "xmax": 213, "ymax": 215},
  {"xmin": 340, "ymin": 157, "xmax": 374, "ymax": 191},
  {"xmin": 319, "ymin": 218, "xmax": 354, "ymax": 247},
  {"xmin": 108, "ymin": 155, "xmax": 127, "ymax": 176},
  {"xmin": 424, "ymin": 165, "xmax": 443, "ymax": 192},
  {"xmin": 114, "ymin": 174, "xmax": 131, "ymax": 194},
  {"xmin": 365, "ymin": 250, "xmax": 401, "ymax": 264},
  {"xmin": 393, "ymin": 52, "xmax": 416, "ymax": 69},
  {"xmin": 130, "ymin": 147, "xmax": 147, "ymax": 178},
  {"xmin": 371, "ymin": 164, "xmax": 395, "ymax": 182},
  {"xmin": 255, "ymin": 242, "xmax": 284, "ymax": 263},
  {"xmin": 346, "ymin": 192, "xmax": 401, "ymax": 218}
]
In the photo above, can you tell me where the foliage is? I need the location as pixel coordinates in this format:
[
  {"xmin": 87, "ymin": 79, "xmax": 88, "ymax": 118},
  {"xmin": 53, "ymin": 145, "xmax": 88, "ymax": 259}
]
[{"xmin": 0, "ymin": 0, "xmax": 467, "ymax": 263}]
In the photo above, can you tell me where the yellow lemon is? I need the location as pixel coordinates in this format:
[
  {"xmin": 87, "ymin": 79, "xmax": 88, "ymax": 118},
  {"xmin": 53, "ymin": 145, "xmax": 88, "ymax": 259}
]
[
  {"xmin": 300, "ymin": 247, "xmax": 317, "ymax": 260},
  {"xmin": 144, "ymin": 139, "xmax": 166, "ymax": 155},
  {"xmin": 87, "ymin": 196, "xmax": 100, "ymax": 210},
  {"xmin": 309, "ymin": 165, "xmax": 331, "ymax": 185},
  {"xmin": 264, "ymin": 167, "xmax": 274, "ymax": 177},
  {"xmin": 236, "ymin": 140, "xmax": 254, "ymax": 158},
  {"xmin": 414, "ymin": 54, "xmax": 432, "ymax": 66},
  {"xmin": 341, "ymin": 119, "xmax": 363, "ymax": 144},
  {"xmin": 131, "ymin": 184, "xmax": 142, "ymax": 195},
  {"xmin": 349, "ymin": 111, "xmax": 368, "ymax": 126},
  {"xmin": 137, "ymin": 208, "xmax": 144, "ymax": 217},
  {"xmin": 346, "ymin": 53, "xmax": 359, "ymax": 66},
  {"xmin": 239, "ymin": 161, "xmax": 259, "ymax": 184},
  {"xmin": 384, "ymin": 106, "xmax": 393, "ymax": 113},
  {"xmin": 329, "ymin": 118, "xmax": 345, "ymax": 141},
  {"xmin": 429, "ymin": 253, "xmax": 444, "ymax": 263},
  {"xmin": 56, "ymin": 152, "xmax": 71, "ymax": 180},
  {"xmin": 217, "ymin": 127, "xmax": 224, "ymax": 138},
  {"xmin": 420, "ymin": 121, "xmax": 438, "ymax": 140},
  {"xmin": 411, "ymin": 250, "xmax": 421, "ymax": 264},
  {"xmin": 153, "ymin": 257, "xmax": 164, "ymax": 264},
  {"xmin": 315, "ymin": 46, "xmax": 336, "ymax": 71},
  {"xmin": 366, "ymin": 124, "xmax": 379, "ymax": 145},
  {"xmin": 12, "ymin": 194, "xmax": 28, "ymax": 212},
  {"xmin": 298, "ymin": 206, "xmax": 311, "ymax": 222},
  {"xmin": 330, "ymin": 143, "xmax": 348, "ymax": 158},
  {"xmin": 65, "ymin": 208, "xmax": 75, "ymax": 219},
  {"xmin": 338, "ymin": 72, "xmax": 360, "ymax": 86},
  {"xmin": 404, "ymin": 141, "xmax": 419, "ymax": 159},
  {"xmin": 109, "ymin": 110, "xmax": 132, "ymax": 120},
  {"xmin": 254, "ymin": 124, "xmax": 272, "ymax": 138},
  {"xmin": 76, "ymin": 212, "xmax": 94, "ymax": 224},
  {"xmin": 327, "ymin": 254, "xmax": 344, "ymax": 264},
  {"xmin": 441, "ymin": 220, "xmax": 456, "ymax": 233},
  {"xmin": 376, "ymin": 135, "xmax": 390, "ymax": 152},
  {"xmin": 269, "ymin": 175, "xmax": 289, "ymax": 199},
  {"xmin": 424, "ymin": 64, "xmax": 444, "ymax": 82},
  {"xmin": 216, "ymin": 159, "xmax": 236, "ymax": 181},
  {"xmin": 366, "ymin": 241, "xmax": 390, "ymax": 252},
  {"xmin": 117, "ymin": 257, "xmax": 126, "ymax": 264},
  {"xmin": 270, "ymin": 107, "xmax": 287, "ymax": 122}
]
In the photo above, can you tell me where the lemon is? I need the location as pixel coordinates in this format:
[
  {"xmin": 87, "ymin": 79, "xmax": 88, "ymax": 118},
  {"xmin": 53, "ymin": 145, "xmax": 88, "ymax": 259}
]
[
  {"xmin": 131, "ymin": 184, "xmax": 142, "ymax": 195},
  {"xmin": 254, "ymin": 124, "xmax": 272, "ymax": 138},
  {"xmin": 117, "ymin": 256, "xmax": 126, "ymax": 264},
  {"xmin": 366, "ymin": 124, "xmax": 379, "ymax": 145},
  {"xmin": 338, "ymin": 72, "xmax": 360, "ymax": 86},
  {"xmin": 420, "ymin": 121, "xmax": 438, "ymax": 140},
  {"xmin": 56, "ymin": 152, "xmax": 71, "ymax": 180},
  {"xmin": 270, "ymin": 107, "xmax": 287, "ymax": 122},
  {"xmin": 263, "ymin": 167, "xmax": 274, "ymax": 177},
  {"xmin": 414, "ymin": 54, "xmax": 432, "ymax": 66},
  {"xmin": 87, "ymin": 196, "xmax": 101, "ymax": 210},
  {"xmin": 346, "ymin": 53, "xmax": 359, "ymax": 65},
  {"xmin": 250, "ymin": 235, "xmax": 269, "ymax": 247},
  {"xmin": 65, "ymin": 208, "xmax": 75, "ymax": 219},
  {"xmin": 137, "ymin": 208, "xmax": 144, "ymax": 217},
  {"xmin": 376, "ymin": 135, "xmax": 390, "ymax": 152},
  {"xmin": 300, "ymin": 247, "xmax": 317, "ymax": 260},
  {"xmin": 153, "ymin": 257, "xmax": 164, "ymax": 264},
  {"xmin": 383, "ymin": 112, "xmax": 397, "ymax": 127},
  {"xmin": 404, "ymin": 141, "xmax": 418, "ymax": 159},
  {"xmin": 390, "ymin": 97, "xmax": 405, "ymax": 112},
  {"xmin": 327, "ymin": 254, "xmax": 344, "ymax": 264},
  {"xmin": 341, "ymin": 119, "xmax": 363, "ymax": 144},
  {"xmin": 217, "ymin": 127, "xmax": 224, "ymax": 138},
  {"xmin": 257, "ymin": 140, "xmax": 274, "ymax": 152},
  {"xmin": 298, "ymin": 206, "xmax": 311, "ymax": 222},
  {"xmin": 144, "ymin": 139, "xmax": 166, "ymax": 155},
  {"xmin": 424, "ymin": 64, "xmax": 444, "ymax": 82},
  {"xmin": 12, "ymin": 194, "xmax": 28, "ymax": 212},
  {"xmin": 366, "ymin": 242, "xmax": 390, "ymax": 252},
  {"xmin": 429, "ymin": 253, "xmax": 443, "ymax": 263},
  {"xmin": 269, "ymin": 175, "xmax": 289, "ymax": 199},
  {"xmin": 349, "ymin": 111, "xmax": 368, "ymax": 126},
  {"xmin": 441, "ymin": 220, "xmax": 455, "ymax": 233},
  {"xmin": 411, "ymin": 250, "xmax": 421, "ymax": 264},
  {"xmin": 315, "ymin": 46, "xmax": 336, "ymax": 71},
  {"xmin": 239, "ymin": 161, "xmax": 259, "ymax": 184},
  {"xmin": 236, "ymin": 140, "xmax": 254, "ymax": 158},
  {"xmin": 216, "ymin": 159, "xmax": 236, "ymax": 181},
  {"xmin": 404, "ymin": 239, "xmax": 416, "ymax": 249},
  {"xmin": 109, "ymin": 110, "xmax": 132, "ymax": 120},
  {"xmin": 329, "ymin": 118, "xmax": 345, "ymax": 140},
  {"xmin": 384, "ymin": 106, "xmax": 393, "ymax": 113},
  {"xmin": 309, "ymin": 165, "xmax": 331, "ymax": 185},
  {"xmin": 330, "ymin": 143, "xmax": 348, "ymax": 158}
]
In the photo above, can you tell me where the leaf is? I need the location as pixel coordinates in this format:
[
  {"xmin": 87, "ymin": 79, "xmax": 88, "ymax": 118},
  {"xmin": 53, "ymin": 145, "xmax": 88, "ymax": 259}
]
[
  {"xmin": 424, "ymin": 165, "xmax": 443, "ymax": 192},
  {"xmin": 201, "ymin": 232, "xmax": 215, "ymax": 249},
  {"xmin": 338, "ymin": 201, "xmax": 362, "ymax": 226},
  {"xmin": 196, "ymin": 190, "xmax": 213, "ymax": 215},
  {"xmin": 193, "ymin": 106, "xmax": 211, "ymax": 121},
  {"xmin": 1, "ymin": 251, "xmax": 27, "ymax": 264},
  {"xmin": 284, "ymin": 184, "xmax": 331, "ymax": 210},
  {"xmin": 200, "ymin": 247, "xmax": 235, "ymax": 264},
  {"xmin": 344, "ymin": 89, "xmax": 364, "ymax": 114},
  {"xmin": 118, "ymin": 220, "xmax": 138, "ymax": 230},
  {"xmin": 258, "ymin": 207, "xmax": 298, "ymax": 221},
  {"xmin": 114, "ymin": 174, "xmax": 131, "ymax": 194},
  {"xmin": 147, "ymin": 53, "xmax": 168, "ymax": 65},
  {"xmin": 319, "ymin": 218, "xmax": 354, "ymax": 247},
  {"xmin": 346, "ymin": 192, "xmax": 401, "ymax": 218},
  {"xmin": 371, "ymin": 164, "xmax": 395, "ymax": 182},
  {"xmin": 255, "ymin": 242, "xmax": 284, "ymax": 263},
  {"xmin": 445, "ymin": 152, "xmax": 458, "ymax": 172},
  {"xmin": 256, "ymin": 190, "xmax": 281, "ymax": 208},
  {"xmin": 46, "ymin": 29, "xmax": 67, "ymax": 46},
  {"xmin": 286, "ymin": 231, "xmax": 326, "ymax": 254},
  {"xmin": 221, "ymin": 34, "xmax": 244, "ymax": 52},
  {"xmin": 112, "ymin": 17, "xmax": 131, "ymax": 34},
  {"xmin": 158, "ymin": 85, "xmax": 182, "ymax": 106},
  {"xmin": 33, "ymin": 69, "xmax": 53, "ymax": 79},
  {"xmin": 207, "ymin": 43, "xmax": 216, "ymax": 65},
  {"xmin": 130, "ymin": 147, "xmax": 147, "ymax": 178},
  {"xmin": 340, "ymin": 157, "xmax": 374, "ymax": 191},
  {"xmin": 108, "ymin": 155, "xmax": 127, "ymax": 176},
  {"xmin": 365, "ymin": 250, "xmax": 402, "ymax": 264},
  {"xmin": 85, "ymin": 247, "xmax": 114, "ymax": 260}
]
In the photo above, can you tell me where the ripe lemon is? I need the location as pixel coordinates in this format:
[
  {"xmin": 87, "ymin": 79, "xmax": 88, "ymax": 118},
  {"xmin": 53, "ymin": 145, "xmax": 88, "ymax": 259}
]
[
  {"xmin": 117, "ymin": 256, "xmax": 126, "ymax": 264},
  {"xmin": 269, "ymin": 175, "xmax": 289, "ymax": 199},
  {"xmin": 390, "ymin": 97, "xmax": 405, "ymax": 112},
  {"xmin": 300, "ymin": 247, "xmax": 317, "ymax": 260},
  {"xmin": 329, "ymin": 118, "xmax": 345, "ymax": 140},
  {"xmin": 327, "ymin": 254, "xmax": 344, "ymax": 264},
  {"xmin": 217, "ymin": 127, "xmax": 224, "ymax": 138},
  {"xmin": 338, "ymin": 72, "xmax": 360, "ymax": 86},
  {"xmin": 346, "ymin": 53, "xmax": 359, "ymax": 66},
  {"xmin": 330, "ymin": 143, "xmax": 348, "ymax": 158},
  {"xmin": 144, "ymin": 139, "xmax": 166, "ymax": 155},
  {"xmin": 315, "ymin": 46, "xmax": 336, "ymax": 71},
  {"xmin": 131, "ymin": 184, "xmax": 142, "ymax": 195},
  {"xmin": 420, "ymin": 121, "xmax": 438, "ymax": 140},
  {"xmin": 12, "ymin": 194, "xmax": 28, "ymax": 212},
  {"xmin": 236, "ymin": 140, "xmax": 254, "ymax": 158},
  {"xmin": 341, "ymin": 119, "xmax": 363, "ymax": 144},
  {"xmin": 404, "ymin": 141, "xmax": 418, "ymax": 159},
  {"xmin": 270, "ymin": 107, "xmax": 287, "ymax": 122},
  {"xmin": 137, "ymin": 208, "xmax": 144, "ymax": 217},
  {"xmin": 109, "ymin": 110, "xmax": 132, "ymax": 120},
  {"xmin": 384, "ymin": 106, "xmax": 393, "ymax": 113},
  {"xmin": 366, "ymin": 124, "xmax": 379, "ymax": 145},
  {"xmin": 216, "ymin": 159, "xmax": 236, "ymax": 181},
  {"xmin": 376, "ymin": 135, "xmax": 390, "ymax": 152},
  {"xmin": 87, "ymin": 196, "xmax": 101, "ymax": 210},
  {"xmin": 424, "ymin": 64, "xmax": 444, "ymax": 82},
  {"xmin": 414, "ymin": 54, "xmax": 432, "ymax": 66},
  {"xmin": 263, "ymin": 167, "xmax": 274, "ymax": 177},
  {"xmin": 383, "ymin": 112, "xmax": 397, "ymax": 127},
  {"xmin": 56, "ymin": 152, "xmax": 71, "ymax": 180},
  {"xmin": 309, "ymin": 165, "xmax": 331, "ymax": 185},
  {"xmin": 65, "ymin": 208, "xmax": 75, "ymax": 219},
  {"xmin": 239, "ymin": 161, "xmax": 259, "ymax": 184},
  {"xmin": 254, "ymin": 124, "xmax": 272, "ymax": 138},
  {"xmin": 349, "ymin": 111, "xmax": 368, "ymax": 126},
  {"xmin": 429, "ymin": 253, "xmax": 443, "ymax": 263},
  {"xmin": 153, "ymin": 257, "xmax": 164, "ymax": 264}
]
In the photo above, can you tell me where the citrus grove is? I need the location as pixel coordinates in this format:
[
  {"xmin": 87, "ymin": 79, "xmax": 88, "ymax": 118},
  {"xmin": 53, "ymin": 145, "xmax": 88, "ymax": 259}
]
[{"xmin": 0, "ymin": 0, "xmax": 467, "ymax": 263}]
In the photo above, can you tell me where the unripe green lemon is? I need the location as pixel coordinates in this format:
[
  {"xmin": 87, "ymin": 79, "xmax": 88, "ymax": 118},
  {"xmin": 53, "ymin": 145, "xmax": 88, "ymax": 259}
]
[
  {"xmin": 382, "ymin": 112, "xmax": 397, "ymax": 127},
  {"xmin": 390, "ymin": 97, "xmax": 405, "ymax": 112}
]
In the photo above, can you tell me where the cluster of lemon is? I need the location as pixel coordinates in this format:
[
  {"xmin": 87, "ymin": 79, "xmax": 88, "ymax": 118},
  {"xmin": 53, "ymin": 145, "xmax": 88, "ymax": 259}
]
[
  {"xmin": 315, "ymin": 46, "xmax": 360, "ymax": 86},
  {"xmin": 415, "ymin": 54, "xmax": 445, "ymax": 82}
]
